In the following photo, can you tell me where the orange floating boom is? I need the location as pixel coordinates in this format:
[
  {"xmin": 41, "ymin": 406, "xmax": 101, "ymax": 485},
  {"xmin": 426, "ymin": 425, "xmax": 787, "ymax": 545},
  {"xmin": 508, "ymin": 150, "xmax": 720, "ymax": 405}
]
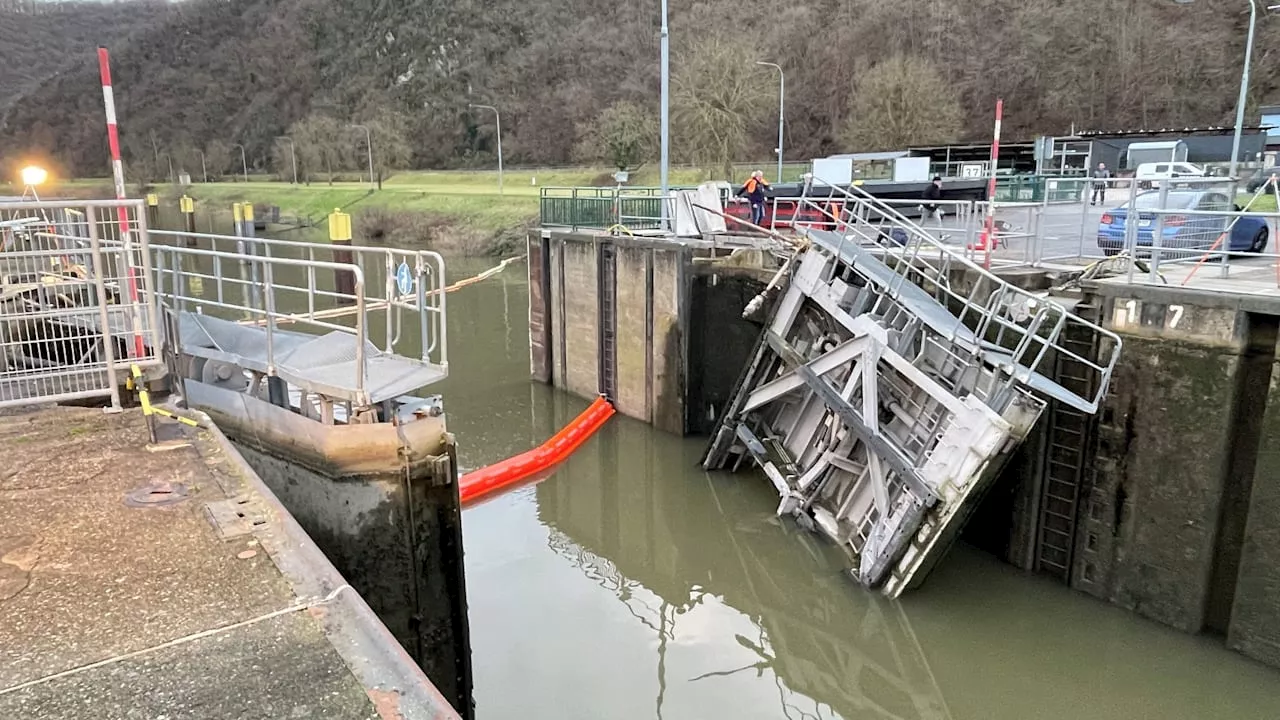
[{"xmin": 458, "ymin": 397, "xmax": 616, "ymax": 505}]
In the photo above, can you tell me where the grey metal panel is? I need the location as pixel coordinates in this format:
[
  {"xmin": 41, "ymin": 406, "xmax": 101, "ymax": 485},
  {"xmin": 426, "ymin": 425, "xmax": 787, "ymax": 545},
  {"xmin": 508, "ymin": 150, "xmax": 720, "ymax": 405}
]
[
  {"xmin": 179, "ymin": 313, "xmax": 445, "ymax": 405},
  {"xmin": 806, "ymin": 230, "xmax": 979, "ymax": 351}
]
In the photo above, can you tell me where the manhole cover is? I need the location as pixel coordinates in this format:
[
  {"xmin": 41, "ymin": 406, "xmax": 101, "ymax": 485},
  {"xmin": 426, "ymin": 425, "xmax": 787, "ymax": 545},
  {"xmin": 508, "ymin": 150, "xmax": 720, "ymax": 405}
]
[{"xmin": 124, "ymin": 481, "xmax": 190, "ymax": 508}]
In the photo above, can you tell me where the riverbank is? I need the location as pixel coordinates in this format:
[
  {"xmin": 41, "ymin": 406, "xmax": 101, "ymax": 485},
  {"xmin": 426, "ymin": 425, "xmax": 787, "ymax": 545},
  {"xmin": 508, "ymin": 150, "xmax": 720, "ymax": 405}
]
[
  {"xmin": 3, "ymin": 164, "xmax": 791, "ymax": 256},
  {"xmin": 151, "ymin": 168, "xmax": 708, "ymax": 256},
  {"xmin": 178, "ymin": 179, "xmax": 539, "ymax": 257}
]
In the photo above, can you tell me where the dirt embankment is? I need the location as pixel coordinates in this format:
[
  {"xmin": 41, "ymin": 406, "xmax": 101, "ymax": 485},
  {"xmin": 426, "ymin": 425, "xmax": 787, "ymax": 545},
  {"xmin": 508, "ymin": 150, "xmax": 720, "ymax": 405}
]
[{"xmin": 352, "ymin": 206, "xmax": 532, "ymax": 257}]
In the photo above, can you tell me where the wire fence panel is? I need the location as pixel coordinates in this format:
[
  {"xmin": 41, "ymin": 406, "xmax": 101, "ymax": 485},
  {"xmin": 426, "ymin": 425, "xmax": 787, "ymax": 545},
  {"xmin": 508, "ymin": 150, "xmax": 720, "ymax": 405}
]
[{"xmin": 0, "ymin": 200, "xmax": 161, "ymax": 409}]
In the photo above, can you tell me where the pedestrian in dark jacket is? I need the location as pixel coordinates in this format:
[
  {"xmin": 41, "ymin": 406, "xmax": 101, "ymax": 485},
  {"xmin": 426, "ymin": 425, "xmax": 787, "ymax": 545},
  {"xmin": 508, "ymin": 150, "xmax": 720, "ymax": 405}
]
[
  {"xmin": 922, "ymin": 176, "xmax": 943, "ymax": 222},
  {"xmin": 737, "ymin": 170, "xmax": 771, "ymax": 227},
  {"xmin": 1091, "ymin": 162, "xmax": 1111, "ymax": 206}
]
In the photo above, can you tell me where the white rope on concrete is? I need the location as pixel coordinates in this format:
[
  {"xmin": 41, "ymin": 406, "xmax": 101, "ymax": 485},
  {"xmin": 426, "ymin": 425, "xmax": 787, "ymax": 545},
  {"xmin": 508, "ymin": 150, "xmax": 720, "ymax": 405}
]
[{"xmin": 0, "ymin": 584, "xmax": 354, "ymax": 697}]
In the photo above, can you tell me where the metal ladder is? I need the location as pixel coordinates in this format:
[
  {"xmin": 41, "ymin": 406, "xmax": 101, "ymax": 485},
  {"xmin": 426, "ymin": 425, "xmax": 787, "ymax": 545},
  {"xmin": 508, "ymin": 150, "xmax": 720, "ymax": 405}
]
[{"xmin": 1035, "ymin": 329, "xmax": 1098, "ymax": 581}]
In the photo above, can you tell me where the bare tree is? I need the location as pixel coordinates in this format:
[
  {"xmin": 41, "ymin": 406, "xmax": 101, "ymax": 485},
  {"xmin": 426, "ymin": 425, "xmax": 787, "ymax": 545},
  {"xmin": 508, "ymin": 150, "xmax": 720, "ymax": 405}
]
[
  {"xmin": 840, "ymin": 55, "xmax": 962, "ymax": 151},
  {"xmin": 574, "ymin": 100, "xmax": 657, "ymax": 171},
  {"xmin": 203, "ymin": 139, "xmax": 232, "ymax": 180},
  {"xmin": 365, "ymin": 113, "xmax": 413, "ymax": 173},
  {"xmin": 672, "ymin": 35, "xmax": 772, "ymax": 179},
  {"xmin": 284, "ymin": 114, "xmax": 349, "ymax": 184}
]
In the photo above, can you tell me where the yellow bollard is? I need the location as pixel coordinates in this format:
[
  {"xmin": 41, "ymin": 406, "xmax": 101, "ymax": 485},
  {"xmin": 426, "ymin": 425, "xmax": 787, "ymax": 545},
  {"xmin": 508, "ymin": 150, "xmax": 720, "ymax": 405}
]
[
  {"xmin": 328, "ymin": 208, "xmax": 355, "ymax": 302},
  {"xmin": 179, "ymin": 195, "xmax": 196, "ymax": 242},
  {"xmin": 328, "ymin": 208, "xmax": 352, "ymax": 242}
]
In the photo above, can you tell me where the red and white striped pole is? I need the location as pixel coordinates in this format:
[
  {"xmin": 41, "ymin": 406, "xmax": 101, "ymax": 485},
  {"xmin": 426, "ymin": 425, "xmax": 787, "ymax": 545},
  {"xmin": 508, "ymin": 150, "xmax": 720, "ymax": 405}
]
[
  {"xmin": 981, "ymin": 98, "xmax": 1004, "ymax": 270},
  {"xmin": 97, "ymin": 47, "xmax": 144, "ymax": 358}
]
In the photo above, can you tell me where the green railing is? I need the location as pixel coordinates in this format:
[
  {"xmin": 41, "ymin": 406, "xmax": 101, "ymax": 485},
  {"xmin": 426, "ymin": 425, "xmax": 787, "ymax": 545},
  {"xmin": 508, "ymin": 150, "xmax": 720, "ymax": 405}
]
[
  {"xmin": 993, "ymin": 175, "xmax": 1043, "ymax": 203},
  {"xmin": 993, "ymin": 175, "xmax": 1090, "ymax": 204},
  {"xmin": 539, "ymin": 186, "xmax": 675, "ymax": 230},
  {"xmin": 1044, "ymin": 177, "xmax": 1089, "ymax": 203}
]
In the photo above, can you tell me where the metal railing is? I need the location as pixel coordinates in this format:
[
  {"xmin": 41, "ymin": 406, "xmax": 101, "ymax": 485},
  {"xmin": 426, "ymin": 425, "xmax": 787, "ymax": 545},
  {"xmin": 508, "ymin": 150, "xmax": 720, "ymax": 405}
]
[
  {"xmin": 0, "ymin": 200, "xmax": 162, "ymax": 409},
  {"xmin": 153, "ymin": 243, "xmax": 370, "ymax": 394},
  {"xmin": 800, "ymin": 178, "xmax": 1123, "ymax": 413},
  {"xmin": 1022, "ymin": 175, "xmax": 1280, "ymax": 283},
  {"xmin": 540, "ymin": 185, "xmax": 740, "ymax": 230},
  {"xmin": 147, "ymin": 230, "xmax": 448, "ymax": 370},
  {"xmin": 540, "ymin": 186, "xmax": 668, "ymax": 229}
]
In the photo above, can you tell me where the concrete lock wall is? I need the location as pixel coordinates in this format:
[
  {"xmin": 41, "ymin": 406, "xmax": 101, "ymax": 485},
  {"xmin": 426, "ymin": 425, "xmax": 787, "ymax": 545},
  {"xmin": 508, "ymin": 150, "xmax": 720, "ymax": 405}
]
[
  {"xmin": 528, "ymin": 231, "xmax": 769, "ymax": 437},
  {"xmin": 1230, "ymin": 334, "xmax": 1280, "ymax": 667},
  {"xmin": 529, "ymin": 231, "xmax": 690, "ymax": 435},
  {"xmin": 1066, "ymin": 283, "xmax": 1280, "ymax": 667},
  {"xmin": 554, "ymin": 237, "xmax": 601, "ymax": 400}
]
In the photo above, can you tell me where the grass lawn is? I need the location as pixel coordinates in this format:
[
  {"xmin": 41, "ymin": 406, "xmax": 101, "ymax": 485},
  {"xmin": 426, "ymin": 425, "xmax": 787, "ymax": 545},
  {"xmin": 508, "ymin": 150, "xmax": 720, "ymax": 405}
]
[
  {"xmin": 7, "ymin": 162, "xmax": 809, "ymax": 249},
  {"xmin": 161, "ymin": 180, "xmax": 539, "ymax": 233},
  {"xmin": 1242, "ymin": 192, "xmax": 1278, "ymax": 213}
]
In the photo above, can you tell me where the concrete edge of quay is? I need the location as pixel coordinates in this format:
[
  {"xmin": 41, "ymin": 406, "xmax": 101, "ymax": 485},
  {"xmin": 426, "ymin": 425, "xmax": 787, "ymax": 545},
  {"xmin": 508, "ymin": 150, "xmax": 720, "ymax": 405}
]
[{"xmin": 191, "ymin": 408, "xmax": 464, "ymax": 720}]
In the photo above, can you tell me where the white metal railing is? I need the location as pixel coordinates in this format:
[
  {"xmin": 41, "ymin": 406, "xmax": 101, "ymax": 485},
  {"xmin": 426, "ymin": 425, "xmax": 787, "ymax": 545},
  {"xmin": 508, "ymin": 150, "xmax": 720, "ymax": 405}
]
[
  {"xmin": 149, "ymin": 242, "xmax": 373, "ymax": 398},
  {"xmin": 799, "ymin": 178, "xmax": 1123, "ymax": 413},
  {"xmin": 1, "ymin": 198, "xmax": 452, "ymax": 411},
  {"xmin": 147, "ymin": 230, "xmax": 448, "ymax": 369},
  {"xmin": 0, "ymin": 199, "xmax": 162, "ymax": 409}
]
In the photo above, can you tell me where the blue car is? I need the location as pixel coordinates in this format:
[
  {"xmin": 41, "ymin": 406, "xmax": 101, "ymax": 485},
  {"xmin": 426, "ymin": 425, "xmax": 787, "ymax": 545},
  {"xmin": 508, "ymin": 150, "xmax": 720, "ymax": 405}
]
[{"xmin": 1097, "ymin": 190, "xmax": 1269, "ymax": 256}]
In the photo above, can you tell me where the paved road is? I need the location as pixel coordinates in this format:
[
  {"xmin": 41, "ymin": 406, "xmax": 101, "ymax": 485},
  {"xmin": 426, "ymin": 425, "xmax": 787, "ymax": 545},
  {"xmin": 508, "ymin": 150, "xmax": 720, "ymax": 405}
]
[
  {"xmin": 912, "ymin": 201, "xmax": 1107, "ymax": 265},
  {"xmin": 920, "ymin": 197, "xmax": 1279, "ymax": 267}
]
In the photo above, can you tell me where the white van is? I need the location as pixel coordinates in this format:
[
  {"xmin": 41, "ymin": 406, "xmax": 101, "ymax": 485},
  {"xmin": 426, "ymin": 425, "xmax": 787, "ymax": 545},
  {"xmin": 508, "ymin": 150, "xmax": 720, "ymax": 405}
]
[{"xmin": 1135, "ymin": 162, "xmax": 1207, "ymax": 181}]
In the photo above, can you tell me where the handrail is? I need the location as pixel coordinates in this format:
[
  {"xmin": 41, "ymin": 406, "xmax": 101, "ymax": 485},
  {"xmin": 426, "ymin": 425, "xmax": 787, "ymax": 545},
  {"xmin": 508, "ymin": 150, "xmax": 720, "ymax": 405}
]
[
  {"xmin": 148, "ymin": 242, "xmax": 372, "ymax": 402},
  {"xmin": 802, "ymin": 176, "xmax": 1123, "ymax": 413},
  {"xmin": 148, "ymin": 229, "xmax": 447, "ymax": 369}
]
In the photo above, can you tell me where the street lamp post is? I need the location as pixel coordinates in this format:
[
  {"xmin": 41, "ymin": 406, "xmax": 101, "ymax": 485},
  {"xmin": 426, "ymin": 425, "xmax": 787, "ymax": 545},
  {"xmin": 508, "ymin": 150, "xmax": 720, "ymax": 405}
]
[
  {"xmin": 469, "ymin": 104, "xmax": 503, "ymax": 195},
  {"xmin": 275, "ymin": 136, "xmax": 297, "ymax": 184},
  {"xmin": 1174, "ymin": 0, "xmax": 1259, "ymax": 179},
  {"xmin": 196, "ymin": 149, "xmax": 207, "ymax": 183},
  {"xmin": 231, "ymin": 143, "xmax": 249, "ymax": 183},
  {"xmin": 756, "ymin": 61, "xmax": 785, "ymax": 183},
  {"xmin": 660, "ymin": 0, "xmax": 670, "ymax": 230},
  {"xmin": 350, "ymin": 124, "xmax": 375, "ymax": 188},
  {"xmin": 159, "ymin": 153, "xmax": 174, "ymax": 183}
]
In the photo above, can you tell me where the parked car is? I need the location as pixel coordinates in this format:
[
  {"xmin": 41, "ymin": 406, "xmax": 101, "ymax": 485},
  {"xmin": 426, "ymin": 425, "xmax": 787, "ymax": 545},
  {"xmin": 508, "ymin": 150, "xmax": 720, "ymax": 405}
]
[
  {"xmin": 1097, "ymin": 190, "xmax": 1269, "ymax": 256},
  {"xmin": 1134, "ymin": 162, "xmax": 1207, "ymax": 181},
  {"xmin": 1131, "ymin": 161, "xmax": 1215, "ymax": 190}
]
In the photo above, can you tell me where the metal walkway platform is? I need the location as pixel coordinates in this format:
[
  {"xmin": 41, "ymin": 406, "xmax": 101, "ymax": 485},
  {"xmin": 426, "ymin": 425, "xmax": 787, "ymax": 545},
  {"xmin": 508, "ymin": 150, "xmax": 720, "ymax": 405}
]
[{"xmin": 179, "ymin": 312, "xmax": 446, "ymax": 406}]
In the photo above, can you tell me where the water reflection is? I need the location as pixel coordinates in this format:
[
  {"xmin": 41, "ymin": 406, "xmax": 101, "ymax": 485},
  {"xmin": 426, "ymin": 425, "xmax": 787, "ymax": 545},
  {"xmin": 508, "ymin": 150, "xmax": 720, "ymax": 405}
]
[
  {"xmin": 157, "ymin": 213, "xmax": 1280, "ymax": 718},
  {"xmin": 446, "ymin": 260, "xmax": 1280, "ymax": 720},
  {"xmin": 530, "ymin": 420, "xmax": 950, "ymax": 720}
]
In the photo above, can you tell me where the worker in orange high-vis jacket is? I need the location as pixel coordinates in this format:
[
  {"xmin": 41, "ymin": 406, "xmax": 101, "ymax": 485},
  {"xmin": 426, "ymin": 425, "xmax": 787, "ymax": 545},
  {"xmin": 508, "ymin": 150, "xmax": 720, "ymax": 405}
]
[{"xmin": 737, "ymin": 170, "xmax": 771, "ymax": 227}]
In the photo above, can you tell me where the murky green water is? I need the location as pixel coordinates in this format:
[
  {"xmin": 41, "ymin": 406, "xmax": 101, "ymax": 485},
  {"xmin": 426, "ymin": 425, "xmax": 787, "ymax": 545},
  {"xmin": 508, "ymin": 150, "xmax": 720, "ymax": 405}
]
[
  {"xmin": 436, "ymin": 259, "xmax": 1280, "ymax": 720},
  {"xmin": 170, "ymin": 213, "xmax": 1280, "ymax": 719}
]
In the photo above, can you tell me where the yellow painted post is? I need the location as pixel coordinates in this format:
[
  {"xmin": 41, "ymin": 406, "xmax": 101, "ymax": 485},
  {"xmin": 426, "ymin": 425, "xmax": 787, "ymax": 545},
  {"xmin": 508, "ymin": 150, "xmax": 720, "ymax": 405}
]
[
  {"xmin": 328, "ymin": 208, "xmax": 356, "ymax": 304},
  {"xmin": 131, "ymin": 364, "xmax": 157, "ymax": 444},
  {"xmin": 329, "ymin": 208, "xmax": 352, "ymax": 242},
  {"xmin": 179, "ymin": 194, "xmax": 196, "ymax": 244},
  {"xmin": 146, "ymin": 193, "xmax": 159, "ymax": 226},
  {"xmin": 242, "ymin": 202, "xmax": 262, "ymax": 310}
]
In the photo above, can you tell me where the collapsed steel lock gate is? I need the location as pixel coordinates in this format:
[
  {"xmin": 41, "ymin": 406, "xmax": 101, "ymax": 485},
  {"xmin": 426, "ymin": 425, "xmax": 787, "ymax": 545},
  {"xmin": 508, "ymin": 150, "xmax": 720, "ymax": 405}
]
[{"xmin": 705, "ymin": 181, "xmax": 1122, "ymax": 597}]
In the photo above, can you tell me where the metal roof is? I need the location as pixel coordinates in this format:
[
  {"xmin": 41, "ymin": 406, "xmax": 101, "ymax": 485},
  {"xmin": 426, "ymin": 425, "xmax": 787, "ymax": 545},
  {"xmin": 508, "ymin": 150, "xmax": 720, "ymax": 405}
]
[{"xmin": 1076, "ymin": 126, "xmax": 1271, "ymax": 138}]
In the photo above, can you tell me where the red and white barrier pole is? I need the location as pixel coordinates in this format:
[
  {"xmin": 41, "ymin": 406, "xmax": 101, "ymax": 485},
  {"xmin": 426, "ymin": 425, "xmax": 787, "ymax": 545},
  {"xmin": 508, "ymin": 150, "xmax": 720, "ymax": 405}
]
[
  {"xmin": 98, "ymin": 47, "xmax": 144, "ymax": 358},
  {"xmin": 982, "ymin": 98, "xmax": 1003, "ymax": 270}
]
